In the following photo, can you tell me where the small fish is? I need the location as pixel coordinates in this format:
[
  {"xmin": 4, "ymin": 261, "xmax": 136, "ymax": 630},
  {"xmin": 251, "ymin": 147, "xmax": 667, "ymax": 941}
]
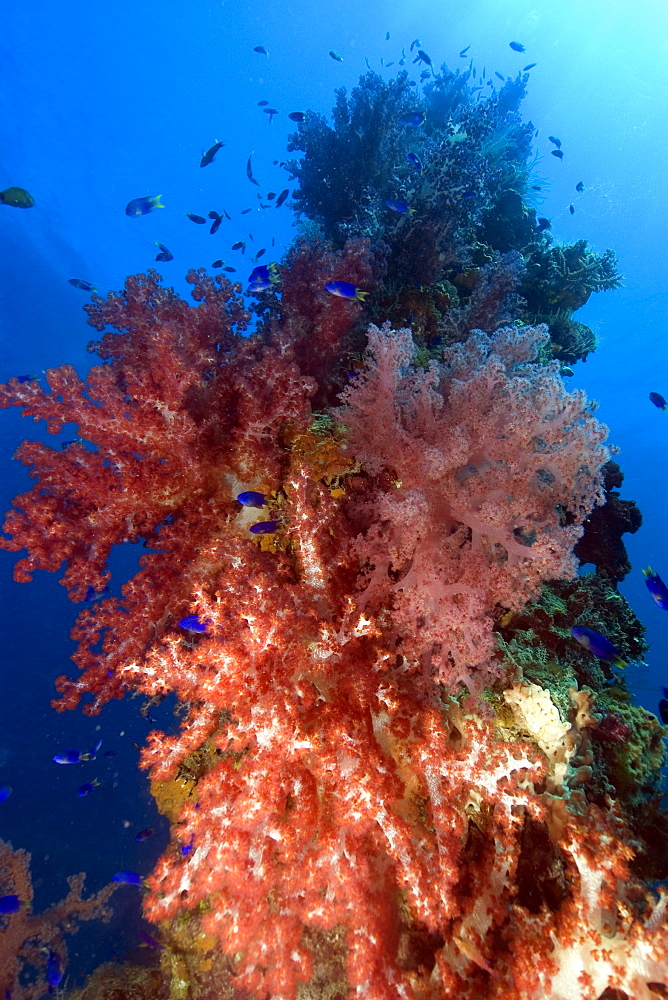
[
  {"xmin": 659, "ymin": 697, "xmax": 668, "ymax": 725},
  {"xmin": 266, "ymin": 192, "xmax": 276, "ymax": 200},
  {"xmin": 461, "ymin": 190, "xmax": 476, "ymax": 200},
  {"xmin": 13, "ymin": 374, "xmax": 39, "ymax": 383},
  {"xmin": 495, "ymin": 71, "xmax": 505, "ymax": 81},
  {"xmin": 420, "ymin": 70, "xmax": 431, "ymax": 80},
  {"xmin": 329, "ymin": 50, "xmax": 343, "ymax": 61},
  {"xmin": 246, "ymin": 152, "xmax": 260, "ymax": 187},
  {"xmin": 84, "ymin": 583, "xmax": 110, "ymax": 602},
  {"xmin": 68, "ymin": 278, "xmax": 96, "ymax": 292},
  {"xmin": 570, "ymin": 625, "xmax": 628, "ymax": 667},
  {"xmin": 126, "ymin": 195, "xmax": 164, "ymax": 217},
  {"xmin": 53, "ymin": 750, "xmax": 84, "ymax": 765},
  {"xmin": 385, "ymin": 198, "xmax": 414, "ymax": 214},
  {"xmin": 288, "ymin": 111, "xmax": 305, "ymax": 123},
  {"xmin": 548, "ymin": 136, "xmax": 562, "ymax": 148},
  {"xmin": 253, "ymin": 248, "xmax": 267, "ymax": 261},
  {"xmin": 537, "ymin": 217, "xmax": 551, "ymax": 231},
  {"xmin": 560, "ymin": 366, "xmax": 575, "ymax": 377},
  {"xmin": 0, "ymin": 894, "xmax": 21, "ymax": 913},
  {"xmin": 223, "ymin": 266, "xmax": 236, "ymax": 272},
  {"xmin": 200, "ymin": 141, "xmax": 224, "ymax": 168},
  {"xmin": 569, "ymin": 204, "xmax": 575, "ymax": 215},
  {"xmin": 551, "ymin": 149, "xmax": 564, "ymax": 159},
  {"xmin": 523, "ymin": 63, "xmax": 537, "ymax": 70},
  {"xmin": 385, "ymin": 31, "xmax": 390, "ymax": 40},
  {"xmin": 112, "ymin": 871, "xmax": 143, "ymax": 886},
  {"xmin": 415, "ymin": 49, "xmax": 432, "ymax": 67},
  {"xmin": 410, "ymin": 39, "xmax": 421, "ymax": 51},
  {"xmin": 249, "ymin": 520, "xmax": 278, "ymax": 534},
  {"xmin": 532, "ymin": 185, "xmax": 542, "ymax": 191},
  {"xmin": 208, "ymin": 211, "xmax": 223, "ymax": 235},
  {"xmin": 42, "ymin": 947, "xmax": 64, "ymax": 992},
  {"xmin": 232, "ymin": 241, "xmax": 246, "ymax": 252},
  {"xmin": 253, "ymin": 45, "xmax": 268, "ymax": 55},
  {"xmin": 459, "ymin": 45, "xmax": 470, "ymax": 57},
  {"xmin": 275, "ymin": 189, "xmax": 290, "ymax": 208},
  {"xmin": 576, "ymin": 181, "xmax": 585, "ymax": 193},
  {"xmin": 0, "ymin": 785, "xmax": 12, "ymax": 802},
  {"xmin": 248, "ymin": 264, "xmax": 278, "ymax": 289},
  {"xmin": 179, "ymin": 615, "xmax": 210, "ymax": 633},
  {"xmin": 399, "ymin": 111, "xmax": 425, "ymax": 126},
  {"xmin": 257, "ymin": 100, "xmax": 269, "ymax": 106},
  {"xmin": 263, "ymin": 107, "xmax": 279, "ymax": 123},
  {"xmin": 325, "ymin": 280, "xmax": 369, "ymax": 301},
  {"xmin": 135, "ymin": 828, "xmax": 154, "ymax": 842},
  {"xmin": 237, "ymin": 490, "xmax": 267, "ymax": 508},
  {"xmin": 0, "ymin": 186, "xmax": 34, "ymax": 208},
  {"xmin": 86, "ymin": 738, "xmax": 103, "ymax": 758},
  {"xmin": 643, "ymin": 568, "xmax": 668, "ymax": 609},
  {"xmin": 407, "ymin": 153, "xmax": 422, "ymax": 172},
  {"xmin": 77, "ymin": 779, "xmax": 101, "ymax": 797},
  {"xmin": 139, "ymin": 930, "xmax": 164, "ymax": 951},
  {"xmin": 509, "ymin": 41, "xmax": 525, "ymax": 52},
  {"xmin": 155, "ymin": 242, "xmax": 173, "ymax": 262},
  {"xmin": 211, "ymin": 260, "xmax": 224, "ymax": 268},
  {"xmin": 186, "ymin": 212, "xmax": 206, "ymax": 224},
  {"xmin": 649, "ymin": 391, "xmax": 667, "ymax": 411}
]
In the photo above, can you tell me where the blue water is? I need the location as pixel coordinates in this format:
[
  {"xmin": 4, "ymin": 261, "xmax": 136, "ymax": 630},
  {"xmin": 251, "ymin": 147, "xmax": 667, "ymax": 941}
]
[{"xmin": 1, "ymin": 0, "xmax": 667, "ymax": 986}]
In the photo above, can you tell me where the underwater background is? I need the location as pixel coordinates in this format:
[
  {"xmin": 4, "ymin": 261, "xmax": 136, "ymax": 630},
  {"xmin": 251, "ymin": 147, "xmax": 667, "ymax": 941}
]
[{"xmin": 1, "ymin": 0, "xmax": 667, "ymax": 992}]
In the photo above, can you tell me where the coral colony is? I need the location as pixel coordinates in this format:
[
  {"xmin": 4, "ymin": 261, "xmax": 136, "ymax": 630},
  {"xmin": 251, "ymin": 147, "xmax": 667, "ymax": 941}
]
[{"xmin": 2, "ymin": 67, "xmax": 667, "ymax": 999}]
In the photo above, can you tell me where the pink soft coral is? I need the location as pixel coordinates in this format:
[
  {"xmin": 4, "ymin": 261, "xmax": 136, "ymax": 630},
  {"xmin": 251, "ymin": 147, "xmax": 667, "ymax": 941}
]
[{"xmin": 339, "ymin": 321, "xmax": 609, "ymax": 687}]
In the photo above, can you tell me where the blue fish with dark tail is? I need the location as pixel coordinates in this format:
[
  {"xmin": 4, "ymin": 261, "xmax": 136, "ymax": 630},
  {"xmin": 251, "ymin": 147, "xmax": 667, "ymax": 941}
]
[
  {"xmin": 125, "ymin": 195, "xmax": 164, "ymax": 217},
  {"xmin": 659, "ymin": 689, "xmax": 668, "ymax": 725},
  {"xmin": 643, "ymin": 567, "xmax": 668, "ymax": 609},
  {"xmin": 178, "ymin": 615, "xmax": 211, "ymax": 633},
  {"xmin": 570, "ymin": 626, "xmax": 628, "ymax": 667},
  {"xmin": 237, "ymin": 491, "xmax": 267, "ymax": 508}
]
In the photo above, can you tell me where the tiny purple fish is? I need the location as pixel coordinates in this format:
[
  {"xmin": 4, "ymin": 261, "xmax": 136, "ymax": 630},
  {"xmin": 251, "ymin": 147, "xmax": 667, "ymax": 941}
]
[
  {"xmin": 112, "ymin": 871, "xmax": 143, "ymax": 886},
  {"xmin": 643, "ymin": 567, "xmax": 668, "ymax": 610},
  {"xmin": 249, "ymin": 520, "xmax": 278, "ymax": 535},
  {"xmin": 53, "ymin": 751, "xmax": 83, "ymax": 765},
  {"xmin": 237, "ymin": 491, "xmax": 267, "ymax": 508},
  {"xmin": 178, "ymin": 615, "xmax": 211, "ymax": 633}
]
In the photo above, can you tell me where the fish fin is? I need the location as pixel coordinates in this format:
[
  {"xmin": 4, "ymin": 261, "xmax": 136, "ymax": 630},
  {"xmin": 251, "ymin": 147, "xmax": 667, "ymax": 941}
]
[
  {"xmin": 355, "ymin": 290, "xmax": 369, "ymax": 301},
  {"xmin": 152, "ymin": 195, "xmax": 165, "ymax": 209}
]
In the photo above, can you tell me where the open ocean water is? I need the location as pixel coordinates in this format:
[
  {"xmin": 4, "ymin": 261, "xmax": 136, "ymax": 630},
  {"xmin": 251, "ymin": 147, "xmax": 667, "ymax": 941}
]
[{"xmin": 1, "ymin": 0, "xmax": 667, "ymax": 991}]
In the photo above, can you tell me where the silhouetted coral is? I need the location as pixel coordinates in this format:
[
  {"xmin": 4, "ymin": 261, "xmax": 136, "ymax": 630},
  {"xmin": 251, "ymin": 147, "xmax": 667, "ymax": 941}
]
[{"xmin": 575, "ymin": 460, "xmax": 643, "ymax": 582}]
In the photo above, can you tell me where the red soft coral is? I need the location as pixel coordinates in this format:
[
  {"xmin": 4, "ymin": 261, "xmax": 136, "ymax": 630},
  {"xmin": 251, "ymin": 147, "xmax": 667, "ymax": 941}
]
[{"xmin": 338, "ymin": 321, "xmax": 609, "ymax": 687}]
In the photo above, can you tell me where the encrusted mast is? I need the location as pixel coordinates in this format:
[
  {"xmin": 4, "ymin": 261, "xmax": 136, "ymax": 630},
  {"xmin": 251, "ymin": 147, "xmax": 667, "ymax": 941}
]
[{"xmin": 1, "ymin": 66, "xmax": 666, "ymax": 1000}]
